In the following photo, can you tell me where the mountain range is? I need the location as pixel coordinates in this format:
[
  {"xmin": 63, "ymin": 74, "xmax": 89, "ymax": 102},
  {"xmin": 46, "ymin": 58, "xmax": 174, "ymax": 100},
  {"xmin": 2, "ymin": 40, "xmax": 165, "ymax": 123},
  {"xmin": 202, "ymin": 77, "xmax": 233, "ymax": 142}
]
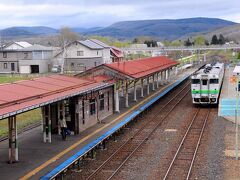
[{"xmin": 0, "ymin": 17, "xmax": 237, "ymax": 41}]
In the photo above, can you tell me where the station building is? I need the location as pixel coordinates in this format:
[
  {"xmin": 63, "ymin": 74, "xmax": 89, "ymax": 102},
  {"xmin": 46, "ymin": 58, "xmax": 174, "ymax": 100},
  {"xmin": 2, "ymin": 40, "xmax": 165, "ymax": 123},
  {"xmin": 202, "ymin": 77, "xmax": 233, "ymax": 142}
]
[{"xmin": 0, "ymin": 55, "xmax": 178, "ymax": 163}]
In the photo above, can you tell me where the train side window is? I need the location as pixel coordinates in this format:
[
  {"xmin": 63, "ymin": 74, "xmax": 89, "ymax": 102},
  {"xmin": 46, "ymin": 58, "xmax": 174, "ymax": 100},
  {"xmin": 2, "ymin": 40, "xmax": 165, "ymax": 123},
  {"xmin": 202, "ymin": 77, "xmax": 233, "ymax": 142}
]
[
  {"xmin": 202, "ymin": 80, "xmax": 208, "ymax": 85},
  {"xmin": 210, "ymin": 79, "xmax": 219, "ymax": 84},
  {"xmin": 192, "ymin": 79, "xmax": 200, "ymax": 84}
]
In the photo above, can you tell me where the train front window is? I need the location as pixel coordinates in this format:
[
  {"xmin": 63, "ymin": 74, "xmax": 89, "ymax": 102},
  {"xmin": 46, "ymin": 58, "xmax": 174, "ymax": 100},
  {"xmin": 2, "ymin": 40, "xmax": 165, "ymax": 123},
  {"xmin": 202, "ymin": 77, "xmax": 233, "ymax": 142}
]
[
  {"xmin": 192, "ymin": 79, "xmax": 200, "ymax": 84},
  {"xmin": 210, "ymin": 79, "xmax": 219, "ymax": 84},
  {"xmin": 202, "ymin": 79, "xmax": 208, "ymax": 85}
]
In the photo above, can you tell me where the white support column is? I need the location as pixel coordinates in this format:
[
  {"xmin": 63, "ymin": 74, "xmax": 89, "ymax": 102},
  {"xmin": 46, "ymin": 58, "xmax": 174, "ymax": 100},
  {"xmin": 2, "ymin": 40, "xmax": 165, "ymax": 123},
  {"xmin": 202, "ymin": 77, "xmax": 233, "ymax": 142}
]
[
  {"xmin": 161, "ymin": 71, "xmax": 164, "ymax": 85},
  {"xmin": 165, "ymin": 69, "xmax": 169, "ymax": 83},
  {"xmin": 152, "ymin": 75, "xmax": 155, "ymax": 91},
  {"xmin": 204, "ymin": 52, "xmax": 206, "ymax": 62},
  {"xmin": 147, "ymin": 77, "xmax": 150, "ymax": 95},
  {"xmin": 42, "ymin": 107, "xmax": 46, "ymax": 143},
  {"xmin": 125, "ymin": 82, "xmax": 129, "ymax": 108},
  {"xmin": 115, "ymin": 89, "xmax": 120, "ymax": 113},
  {"xmin": 42, "ymin": 105, "xmax": 52, "ymax": 143},
  {"xmin": 8, "ymin": 116, "xmax": 18, "ymax": 163},
  {"xmin": 141, "ymin": 79, "xmax": 144, "ymax": 98},
  {"xmin": 175, "ymin": 66, "xmax": 178, "ymax": 75},
  {"xmin": 156, "ymin": 73, "xmax": 159, "ymax": 88},
  {"xmin": 134, "ymin": 81, "xmax": 137, "ymax": 102}
]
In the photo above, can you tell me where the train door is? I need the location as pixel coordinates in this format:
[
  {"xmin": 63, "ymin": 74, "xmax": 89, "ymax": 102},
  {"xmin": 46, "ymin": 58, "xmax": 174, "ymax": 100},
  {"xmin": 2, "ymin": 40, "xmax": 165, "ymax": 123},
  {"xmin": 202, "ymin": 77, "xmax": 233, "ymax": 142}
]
[{"xmin": 200, "ymin": 76, "xmax": 209, "ymax": 102}]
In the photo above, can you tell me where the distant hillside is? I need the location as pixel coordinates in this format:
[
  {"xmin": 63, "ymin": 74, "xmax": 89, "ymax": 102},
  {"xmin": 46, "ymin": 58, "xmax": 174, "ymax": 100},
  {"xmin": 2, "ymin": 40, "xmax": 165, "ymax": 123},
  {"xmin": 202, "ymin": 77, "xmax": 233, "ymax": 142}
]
[
  {"xmin": 199, "ymin": 24, "xmax": 240, "ymax": 43},
  {"xmin": 84, "ymin": 17, "xmax": 236, "ymax": 40},
  {"xmin": 0, "ymin": 26, "xmax": 58, "ymax": 37},
  {"xmin": 0, "ymin": 18, "xmax": 237, "ymax": 41}
]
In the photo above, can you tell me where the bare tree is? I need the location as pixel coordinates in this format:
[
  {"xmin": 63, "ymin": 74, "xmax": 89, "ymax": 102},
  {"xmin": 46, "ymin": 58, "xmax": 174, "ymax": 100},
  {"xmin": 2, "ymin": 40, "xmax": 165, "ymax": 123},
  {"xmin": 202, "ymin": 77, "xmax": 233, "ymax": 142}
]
[{"xmin": 58, "ymin": 27, "xmax": 80, "ymax": 73}]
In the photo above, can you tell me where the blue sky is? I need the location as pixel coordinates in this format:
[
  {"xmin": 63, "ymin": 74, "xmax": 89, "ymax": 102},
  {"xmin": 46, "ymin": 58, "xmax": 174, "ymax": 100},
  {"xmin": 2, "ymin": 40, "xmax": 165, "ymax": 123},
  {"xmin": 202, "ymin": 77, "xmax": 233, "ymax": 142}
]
[{"xmin": 0, "ymin": 0, "xmax": 239, "ymax": 28}]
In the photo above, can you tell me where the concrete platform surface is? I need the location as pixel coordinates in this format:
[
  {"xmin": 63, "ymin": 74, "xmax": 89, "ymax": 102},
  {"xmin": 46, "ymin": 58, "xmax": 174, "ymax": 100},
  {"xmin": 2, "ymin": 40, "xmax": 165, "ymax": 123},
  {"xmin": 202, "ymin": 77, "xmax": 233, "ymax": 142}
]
[
  {"xmin": 219, "ymin": 66, "xmax": 240, "ymax": 124},
  {"xmin": 0, "ymin": 67, "xmax": 197, "ymax": 180}
]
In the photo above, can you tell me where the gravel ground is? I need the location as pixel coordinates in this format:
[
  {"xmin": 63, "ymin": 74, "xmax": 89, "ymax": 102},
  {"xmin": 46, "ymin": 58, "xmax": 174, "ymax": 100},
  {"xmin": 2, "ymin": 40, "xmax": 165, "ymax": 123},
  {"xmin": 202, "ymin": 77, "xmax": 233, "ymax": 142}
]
[{"xmin": 65, "ymin": 78, "xmax": 240, "ymax": 180}]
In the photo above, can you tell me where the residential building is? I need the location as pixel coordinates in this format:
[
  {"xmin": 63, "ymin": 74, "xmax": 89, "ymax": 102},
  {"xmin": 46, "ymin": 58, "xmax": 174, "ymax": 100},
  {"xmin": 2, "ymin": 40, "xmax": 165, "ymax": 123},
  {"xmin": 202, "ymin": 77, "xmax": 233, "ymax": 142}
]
[
  {"xmin": 0, "ymin": 43, "xmax": 55, "ymax": 74},
  {"xmin": 52, "ymin": 39, "xmax": 112, "ymax": 73},
  {"xmin": 3, "ymin": 41, "xmax": 32, "ymax": 50},
  {"xmin": 110, "ymin": 47, "xmax": 124, "ymax": 62}
]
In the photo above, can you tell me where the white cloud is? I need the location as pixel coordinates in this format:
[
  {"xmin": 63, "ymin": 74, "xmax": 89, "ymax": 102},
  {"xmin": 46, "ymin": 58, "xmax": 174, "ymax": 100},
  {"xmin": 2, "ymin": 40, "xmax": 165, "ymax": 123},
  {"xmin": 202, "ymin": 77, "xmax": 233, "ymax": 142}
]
[{"xmin": 0, "ymin": 0, "xmax": 239, "ymax": 28}]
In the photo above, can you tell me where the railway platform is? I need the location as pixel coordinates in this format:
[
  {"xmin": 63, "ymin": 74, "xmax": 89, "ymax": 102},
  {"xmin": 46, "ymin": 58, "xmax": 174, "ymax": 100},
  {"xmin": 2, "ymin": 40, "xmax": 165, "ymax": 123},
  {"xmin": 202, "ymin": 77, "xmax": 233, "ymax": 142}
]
[
  {"xmin": 219, "ymin": 66, "xmax": 240, "ymax": 124},
  {"xmin": 0, "ymin": 67, "xmax": 197, "ymax": 180}
]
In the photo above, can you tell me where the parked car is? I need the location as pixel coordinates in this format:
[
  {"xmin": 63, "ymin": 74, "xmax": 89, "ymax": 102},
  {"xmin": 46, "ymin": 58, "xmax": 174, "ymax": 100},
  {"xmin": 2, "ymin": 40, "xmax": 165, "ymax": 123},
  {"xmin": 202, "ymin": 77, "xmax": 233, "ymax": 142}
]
[{"xmin": 51, "ymin": 65, "xmax": 61, "ymax": 73}]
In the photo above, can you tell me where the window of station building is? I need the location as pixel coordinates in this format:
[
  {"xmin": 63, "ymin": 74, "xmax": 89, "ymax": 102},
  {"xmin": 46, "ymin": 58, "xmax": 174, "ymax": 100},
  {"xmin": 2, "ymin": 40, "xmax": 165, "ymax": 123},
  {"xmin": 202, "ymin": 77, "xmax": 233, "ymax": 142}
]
[
  {"xmin": 202, "ymin": 79, "xmax": 208, "ymax": 85},
  {"xmin": 99, "ymin": 94, "xmax": 104, "ymax": 111},
  {"xmin": 3, "ymin": 52, "xmax": 7, "ymax": 58},
  {"xmin": 3, "ymin": 63, "xmax": 7, "ymax": 69},
  {"xmin": 23, "ymin": 52, "xmax": 28, "ymax": 59},
  {"xmin": 192, "ymin": 79, "xmax": 200, "ymax": 84},
  {"xmin": 89, "ymin": 99, "xmax": 96, "ymax": 115},
  {"xmin": 71, "ymin": 63, "xmax": 74, "ymax": 67},
  {"xmin": 77, "ymin": 51, "xmax": 84, "ymax": 56},
  {"xmin": 210, "ymin": 79, "xmax": 219, "ymax": 84},
  {"xmin": 94, "ymin": 62, "xmax": 97, "ymax": 67},
  {"xmin": 97, "ymin": 51, "xmax": 98, "ymax": 55}
]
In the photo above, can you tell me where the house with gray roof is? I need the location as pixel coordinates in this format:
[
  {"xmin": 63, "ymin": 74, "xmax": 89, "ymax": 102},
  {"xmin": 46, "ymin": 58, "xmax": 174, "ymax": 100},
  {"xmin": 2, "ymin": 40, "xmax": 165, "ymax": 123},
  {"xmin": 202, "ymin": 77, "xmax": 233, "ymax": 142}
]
[
  {"xmin": 0, "ymin": 43, "xmax": 55, "ymax": 74},
  {"xmin": 52, "ymin": 39, "xmax": 111, "ymax": 73}
]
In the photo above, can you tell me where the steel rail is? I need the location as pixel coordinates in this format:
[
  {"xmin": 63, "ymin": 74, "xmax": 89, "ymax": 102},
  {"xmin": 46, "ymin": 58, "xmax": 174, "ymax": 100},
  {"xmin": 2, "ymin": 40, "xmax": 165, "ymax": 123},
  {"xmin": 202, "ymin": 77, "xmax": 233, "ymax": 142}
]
[
  {"xmin": 107, "ymin": 89, "xmax": 190, "ymax": 180},
  {"xmin": 86, "ymin": 81, "xmax": 191, "ymax": 180},
  {"xmin": 163, "ymin": 108, "xmax": 210, "ymax": 180},
  {"xmin": 186, "ymin": 109, "xmax": 210, "ymax": 180}
]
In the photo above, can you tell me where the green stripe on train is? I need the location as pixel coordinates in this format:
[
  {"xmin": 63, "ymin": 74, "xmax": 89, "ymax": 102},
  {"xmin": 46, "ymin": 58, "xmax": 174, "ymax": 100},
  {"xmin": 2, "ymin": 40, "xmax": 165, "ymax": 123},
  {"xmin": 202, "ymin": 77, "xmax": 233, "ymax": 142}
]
[{"xmin": 191, "ymin": 90, "xmax": 219, "ymax": 94}]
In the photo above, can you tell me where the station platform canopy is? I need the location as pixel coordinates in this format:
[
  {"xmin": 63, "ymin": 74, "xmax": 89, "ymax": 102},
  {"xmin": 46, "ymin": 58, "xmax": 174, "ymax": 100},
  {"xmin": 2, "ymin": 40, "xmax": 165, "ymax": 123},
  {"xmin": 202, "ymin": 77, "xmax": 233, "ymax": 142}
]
[
  {"xmin": 78, "ymin": 56, "xmax": 178, "ymax": 80},
  {"xmin": 0, "ymin": 75, "xmax": 114, "ymax": 120},
  {"xmin": 106, "ymin": 56, "xmax": 178, "ymax": 79}
]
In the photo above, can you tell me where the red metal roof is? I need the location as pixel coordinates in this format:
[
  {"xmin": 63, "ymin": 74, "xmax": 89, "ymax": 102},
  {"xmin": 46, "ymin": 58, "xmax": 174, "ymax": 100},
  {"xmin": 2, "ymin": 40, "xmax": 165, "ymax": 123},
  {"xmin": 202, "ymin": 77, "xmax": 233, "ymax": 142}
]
[
  {"xmin": 0, "ymin": 75, "xmax": 113, "ymax": 119},
  {"xmin": 105, "ymin": 56, "xmax": 178, "ymax": 79},
  {"xmin": 110, "ymin": 47, "xmax": 123, "ymax": 58}
]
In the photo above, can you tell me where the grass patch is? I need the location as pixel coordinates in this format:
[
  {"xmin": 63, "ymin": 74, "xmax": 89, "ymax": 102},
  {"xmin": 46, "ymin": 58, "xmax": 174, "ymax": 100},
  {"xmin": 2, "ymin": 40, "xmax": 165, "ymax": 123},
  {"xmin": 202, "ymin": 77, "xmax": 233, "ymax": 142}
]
[
  {"xmin": 0, "ymin": 75, "xmax": 32, "ymax": 84},
  {"xmin": 0, "ymin": 108, "xmax": 42, "ymax": 137}
]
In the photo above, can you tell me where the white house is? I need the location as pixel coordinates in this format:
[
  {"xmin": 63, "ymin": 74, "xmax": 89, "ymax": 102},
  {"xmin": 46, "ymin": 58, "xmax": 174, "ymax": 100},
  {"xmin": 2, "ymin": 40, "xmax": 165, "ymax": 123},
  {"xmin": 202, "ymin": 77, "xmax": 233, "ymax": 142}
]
[
  {"xmin": 52, "ymin": 39, "xmax": 112, "ymax": 73},
  {"xmin": 3, "ymin": 41, "xmax": 32, "ymax": 50}
]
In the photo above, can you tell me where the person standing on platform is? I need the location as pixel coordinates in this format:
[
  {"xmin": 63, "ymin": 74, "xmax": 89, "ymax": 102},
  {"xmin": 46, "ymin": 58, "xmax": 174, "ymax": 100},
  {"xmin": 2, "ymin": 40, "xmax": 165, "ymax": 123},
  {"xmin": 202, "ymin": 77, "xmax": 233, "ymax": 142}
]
[{"xmin": 59, "ymin": 114, "xmax": 67, "ymax": 140}]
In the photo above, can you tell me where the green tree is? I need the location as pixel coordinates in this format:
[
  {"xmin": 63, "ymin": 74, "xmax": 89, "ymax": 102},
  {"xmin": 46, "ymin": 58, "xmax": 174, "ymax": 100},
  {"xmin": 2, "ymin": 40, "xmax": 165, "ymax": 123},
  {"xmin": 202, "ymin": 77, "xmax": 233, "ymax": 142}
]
[
  {"xmin": 211, "ymin": 34, "xmax": 219, "ymax": 45},
  {"xmin": 144, "ymin": 40, "xmax": 158, "ymax": 47},
  {"xmin": 238, "ymin": 52, "xmax": 240, "ymax": 59},
  {"xmin": 218, "ymin": 34, "xmax": 225, "ymax": 45},
  {"xmin": 194, "ymin": 36, "xmax": 206, "ymax": 46},
  {"xmin": 184, "ymin": 38, "xmax": 193, "ymax": 46}
]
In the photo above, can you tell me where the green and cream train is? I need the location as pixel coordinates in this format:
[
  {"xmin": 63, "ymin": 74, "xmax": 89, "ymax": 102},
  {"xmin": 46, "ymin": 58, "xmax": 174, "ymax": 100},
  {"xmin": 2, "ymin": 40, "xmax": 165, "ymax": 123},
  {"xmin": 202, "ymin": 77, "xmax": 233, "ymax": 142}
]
[{"xmin": 191, "ymin": 62, "xmax": 224, "ymax": 104}]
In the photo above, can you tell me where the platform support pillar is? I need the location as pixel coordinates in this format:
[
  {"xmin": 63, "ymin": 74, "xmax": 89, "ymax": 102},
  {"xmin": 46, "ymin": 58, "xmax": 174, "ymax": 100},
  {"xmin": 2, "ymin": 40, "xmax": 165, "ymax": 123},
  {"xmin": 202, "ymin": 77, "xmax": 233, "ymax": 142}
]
[
  {"xmin": 160, "ymin": 72, "xmax": 163, "ymax": 85},
  {"xmin": 42, "ymin": 105, "xmax": 52, "ymax": 143},
  {"xmin": 141, "ymin": 79, "xmax": 144, "ymax": 98},
  {"xmin": 8, "ymin": 115, "xmax": 18, "ymax": 163},
  {"xmin": 152, "ymin": 75, "xmax": 155, "ymax": 91},
  {"xmin": 175, "ymin": 66, "xmax": 178, "ymax": 75},
  {"xmin": 165, "ymin": 69, "xmax": 169, "ymax": 83},
  {"xmin": 147, "ymin": 77, "xmax": 150, "ymax": 95},
  {"xmin": 125, "ymin": 82, "xmax": 129, "ymax": 108},
  {"xmin": 156, "ymin": 73, "xmax": 159, "ymax": 88},
  {"xmin": 115, "ymin": 89, "xmax": 120, "ymax": 113},
  {"xmin": 134, "ymin": 81, "xmax": 137, "ymax": 102}
]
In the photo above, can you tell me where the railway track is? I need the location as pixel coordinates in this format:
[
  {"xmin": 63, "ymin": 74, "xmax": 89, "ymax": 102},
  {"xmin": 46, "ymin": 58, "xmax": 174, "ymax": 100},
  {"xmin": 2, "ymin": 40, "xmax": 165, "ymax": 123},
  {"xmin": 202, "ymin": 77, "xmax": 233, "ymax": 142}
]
[
  {"xmin": 85, "ymin": 80, "xmax": 191, "ymax": 180},
  {"xmin": 163, "ymin": 108, "xmax": 210, "ymax": 180}
]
